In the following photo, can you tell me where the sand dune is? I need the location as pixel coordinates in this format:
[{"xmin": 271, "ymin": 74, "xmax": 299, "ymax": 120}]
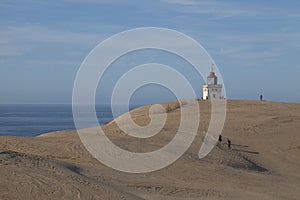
[{"xmin": 1, "ymin": 100, "xmax": 299, "ymax": 199}]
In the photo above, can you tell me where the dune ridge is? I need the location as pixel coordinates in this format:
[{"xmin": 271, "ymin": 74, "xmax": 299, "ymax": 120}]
[{"xmin": 1, "ymin": 100, "xmax": 300, "ymax": 199}]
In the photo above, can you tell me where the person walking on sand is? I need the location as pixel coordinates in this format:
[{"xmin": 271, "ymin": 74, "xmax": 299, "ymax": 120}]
[
  {"xmin": 218, "ymin": 134, "xmax": 222, "ymax": 142},
  {"xmin": 227, "ymin": 138, "xmax": 231, "ymax": 149},
  {"xmin": 260, "ymin": 94, "xmax": 263, "ymax": 101}
]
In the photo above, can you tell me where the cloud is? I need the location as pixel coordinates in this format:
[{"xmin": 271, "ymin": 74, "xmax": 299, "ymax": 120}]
[
  {"xmin": 1, "ymin": 25, "xmax": 102, "ymax": 45},
  {"xmin": 0, "ymin": 44, "xmax": 26, "ymax": 56},
  {"xmin": 219, "ymin": 47, "xmax": 282, "ymax": 60},
  {"xmin": 219, "ymin": 32, "xmax": 300, "ymax": 45},
  {"xmin": 163, "ymin": 0, "xmax": 251, "ymax": 19},
  {"xmin": 163, "ymin": 0, "xmax": 300, "ymax": 20},
  {"xmin": 216, "ymin": 31, "xmax": 299, "ymax": 61},
  {"xmin": 163, "ymin": 0, "xmax": 226, "ymax": 6},
  {"xmin": 63, "ymin": 0, "xmax": 136, "ymax": 4},
  {"xmin": 0, "ymin": 24, "xmax": 118, "ymax": 56}
]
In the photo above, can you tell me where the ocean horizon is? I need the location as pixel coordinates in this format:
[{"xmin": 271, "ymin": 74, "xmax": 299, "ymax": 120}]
[{"xmin": 0, "ymin": 104, "xmax": 141, "ymax": 137}]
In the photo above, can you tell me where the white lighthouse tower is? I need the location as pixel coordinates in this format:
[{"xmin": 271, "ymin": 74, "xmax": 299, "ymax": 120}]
[{"xmin": 202, "ymin": 65, "xmax": 222, "ymax": 100}]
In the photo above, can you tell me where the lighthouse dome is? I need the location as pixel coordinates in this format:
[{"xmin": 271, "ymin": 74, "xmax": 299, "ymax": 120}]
[
  {"xmin": 207, "ymin": 71, "xmax": 218, "ymax": 85},
  {"xmin": 207, "ymin": 72, "xmax": 217, "ymax": 78}
]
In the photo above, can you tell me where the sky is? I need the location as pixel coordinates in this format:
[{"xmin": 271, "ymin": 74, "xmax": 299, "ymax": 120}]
[{"xmin": 1, "ymin": 0, "xmax": 300, "ymax": 104}]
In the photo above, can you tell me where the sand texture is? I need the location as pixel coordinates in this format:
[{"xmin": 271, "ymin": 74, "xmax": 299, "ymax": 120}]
[{"xmin": 0, "ymin": 100, "xmax": 299, "ymax": 199}]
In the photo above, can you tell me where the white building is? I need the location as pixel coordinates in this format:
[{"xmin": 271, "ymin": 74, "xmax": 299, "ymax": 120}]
[{"xmin": 202, "ymin": 70, "xmax": 222, "ymax": 100}]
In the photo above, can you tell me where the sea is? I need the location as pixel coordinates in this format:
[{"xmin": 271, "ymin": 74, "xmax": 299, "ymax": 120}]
[{"xmin": 0, "ymin": 104, "xmax": 140, "ymax": 137}]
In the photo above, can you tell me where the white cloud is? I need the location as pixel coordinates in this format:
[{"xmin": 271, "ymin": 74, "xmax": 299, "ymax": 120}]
[
  {"xmin": 63, "ymin": 0, "xmax": 135, "ymax": 3},
  {"xmin": 220, "ymin": 32, "xmax": 300, "ymax": 44},
  {"xmin": 163, "ymin": 0, "xmax": 251, "ymax": 19},
  {"xmin": 0, "ymin": 25, "xmax": 102, "ymax": 46},
  {"xmin": 0, "ymin": 44, "xmax": 26, "ymax": 56},
  {"xmin": 163, "ymin": 0, "xmax": 300, "ymax": 20},
  {"xmin": 0, "ymin": 24, "xmax": 122, "ymax": 56},
  {"xmin": 163, "ymin": 0, "xmax": 226, "ymax": 6},
  {"xmin": 219, "ymin": 47, "xmax": 282, "ymax": 60}
]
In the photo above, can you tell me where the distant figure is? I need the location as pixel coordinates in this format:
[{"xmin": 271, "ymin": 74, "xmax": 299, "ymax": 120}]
[
  {"xmin": 260, "ymin": 94, "xmax": 263, "ymax": 101},
  {"xmin": 227, "ymin": 138, "xmax": 231, "ymax": 148},
  {"xmin": 218, "ymin": 135, "xmax": 222, "ymax": 142}
]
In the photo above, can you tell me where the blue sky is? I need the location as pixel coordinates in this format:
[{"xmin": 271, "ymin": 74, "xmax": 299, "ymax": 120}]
[{"xmin": 1, "ymin": 0, "xmax": 300, "ymax": 104}]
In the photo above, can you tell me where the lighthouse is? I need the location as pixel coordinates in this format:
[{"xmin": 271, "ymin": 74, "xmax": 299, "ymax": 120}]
[{"xmin": 202, "ymin": 65, "xmax": 222, "ymax": 100}]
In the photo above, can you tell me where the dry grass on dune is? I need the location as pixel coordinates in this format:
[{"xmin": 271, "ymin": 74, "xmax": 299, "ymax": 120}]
[{"xmin": 0, "ymin": 100, "xmax": 300, "ymax": 200}]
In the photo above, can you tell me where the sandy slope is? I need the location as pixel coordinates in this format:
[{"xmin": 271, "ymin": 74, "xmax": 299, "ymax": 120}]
[{"xmin": 0, "ymin": 100, "xmax": 299, "ymax": 200}]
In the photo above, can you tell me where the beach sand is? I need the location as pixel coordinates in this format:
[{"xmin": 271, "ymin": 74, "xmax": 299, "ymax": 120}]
[{"xmin": 0, "ymin": 100, "xmax": 299, "ymax": 199}]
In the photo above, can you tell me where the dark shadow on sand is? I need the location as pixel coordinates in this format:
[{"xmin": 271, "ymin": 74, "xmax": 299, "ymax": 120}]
[
  {"xmin": 231, "ymin": 144, "xmax": 249, "ymax": 148},
  {"xmin": 233, "ymin": 149, "xmax": 259, "ymax": 154}
]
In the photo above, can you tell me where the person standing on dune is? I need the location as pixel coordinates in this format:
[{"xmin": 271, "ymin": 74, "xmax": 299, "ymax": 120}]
[
  {"xmin": 218, "ymin": 134, "xmax": 222, "ymax": 142},
  {"xmin": 227, "ymin": 138, "xmax": 231, "ymax": 149}
]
